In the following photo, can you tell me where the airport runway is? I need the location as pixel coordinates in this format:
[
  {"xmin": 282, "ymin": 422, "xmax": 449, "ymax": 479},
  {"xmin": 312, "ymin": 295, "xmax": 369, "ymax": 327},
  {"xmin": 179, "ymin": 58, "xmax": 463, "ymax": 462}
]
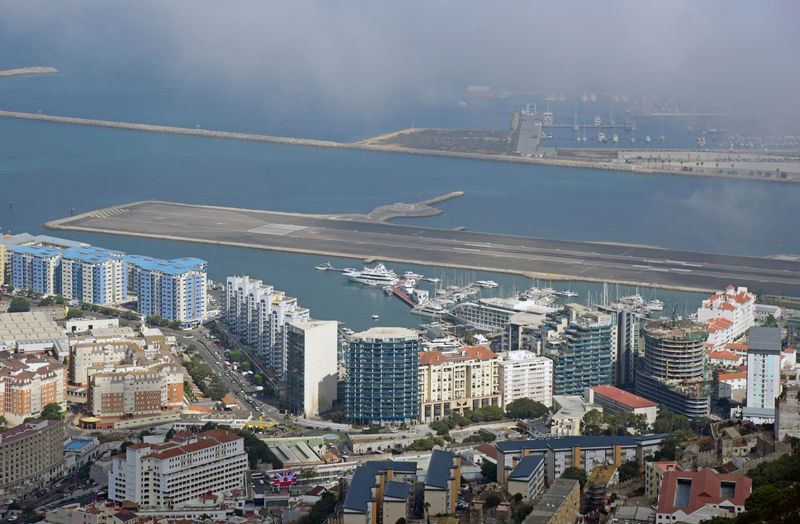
[{"xmin": 47, "ymin": 201, "xmax": 800, "ymax": 297}]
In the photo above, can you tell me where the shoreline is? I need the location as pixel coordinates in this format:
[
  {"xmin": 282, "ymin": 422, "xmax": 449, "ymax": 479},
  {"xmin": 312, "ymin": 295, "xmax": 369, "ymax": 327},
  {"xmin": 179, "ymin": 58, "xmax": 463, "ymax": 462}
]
[{"xmin": 1, "ymin": 109, "xmax": 799, "ymax": 185}]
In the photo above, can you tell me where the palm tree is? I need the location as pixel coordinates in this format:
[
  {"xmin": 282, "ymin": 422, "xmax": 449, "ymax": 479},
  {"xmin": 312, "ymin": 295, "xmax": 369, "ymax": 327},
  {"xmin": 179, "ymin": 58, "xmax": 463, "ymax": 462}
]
[{"xmin": 424, "ymin": 501, "xmax": 431, "ymax": 524}]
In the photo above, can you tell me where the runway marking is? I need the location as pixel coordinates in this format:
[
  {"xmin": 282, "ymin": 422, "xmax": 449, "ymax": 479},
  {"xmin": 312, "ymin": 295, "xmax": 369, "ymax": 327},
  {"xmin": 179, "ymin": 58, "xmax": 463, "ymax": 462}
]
[{"xmin": 248, "ymin": 223, "xmax": 307, "ymax": 236}]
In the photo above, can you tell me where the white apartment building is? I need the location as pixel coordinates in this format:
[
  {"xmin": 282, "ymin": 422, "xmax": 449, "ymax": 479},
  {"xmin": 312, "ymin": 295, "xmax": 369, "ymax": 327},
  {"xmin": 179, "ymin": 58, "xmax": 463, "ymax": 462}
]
[
  {"xmin": 60, "ymin": 246, "xmax": 128, "ymax": 305},
  {"xmin": 498, "ymin": 350, "xmax": 553, "ymax": 408},
  {"xmin": 225, "ymin": 275, "xmax": 310, "ymax": 378},
  {"xmin": 697, "ymin": 285, "xmax": 756, "ymax": 341},
  {"xmin": 108, "ymin": 429, "xmax": 248, "ymax": 508},
  {"xmin": 743, "ymin": 328, "xmax": 782, "ymax": 424},
  {"xmin": 286, "ymin": 320, "xmax": 339, "ymax": 418},
  {"xmin": 418, "ymin": 346, "xmax": 501, "ymax": 422}
]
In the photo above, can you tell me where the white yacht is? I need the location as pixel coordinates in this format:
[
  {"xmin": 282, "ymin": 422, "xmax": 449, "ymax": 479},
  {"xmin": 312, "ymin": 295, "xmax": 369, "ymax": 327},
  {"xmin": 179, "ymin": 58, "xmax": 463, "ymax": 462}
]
[
  {"xmin": 404, "ymin": 271, "xmax": 424, "ymax": 279},
  {"xmin": 645, "ymin": 136, "xmax": 652, "ymax": 143},
  {"xmin": 315, "ymin": 262, "xmax": 333, "ymax": 271},
  {"xmin": 612, "ymin": 134, "xmax": 620, "ymax": 143},
  {"xmin": 345, "ymin": 263, "xmax": 399, "ymax": 286},
  {"xmin": 594, "ymin": 115, "xmax": 602, "ymax": 127},
  {"xmin": 646, "ymin": 299, "xmax": 665, "ymax": 311},
  {"xmin": 597, "ymin": 132, "xmax": 607, "ymax": 142},
  {"xmin": 424, "ymin": 276, "xmax": 441, "ymax": 284}
]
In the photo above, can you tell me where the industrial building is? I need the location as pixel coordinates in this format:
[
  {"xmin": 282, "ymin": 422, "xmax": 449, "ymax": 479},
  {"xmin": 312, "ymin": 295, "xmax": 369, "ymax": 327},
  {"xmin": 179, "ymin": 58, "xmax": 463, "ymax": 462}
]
[
  {"xmin": 636, "ymin": 319, "xmax": 710, "ymax": 419},
  {"xmin": 345, "ymin": 327, "xmax": 420, "ymax": 426},
  {"xmin": 0, "ymin": 311, "xmax": 69, "ymax": 357}
]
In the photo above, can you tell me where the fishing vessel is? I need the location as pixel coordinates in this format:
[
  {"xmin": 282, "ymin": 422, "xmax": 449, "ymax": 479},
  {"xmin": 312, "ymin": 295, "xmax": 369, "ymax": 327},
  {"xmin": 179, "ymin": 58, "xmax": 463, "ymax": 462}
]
[{"xmin": 345, "ymin": 263, "xmax": 399, "ymax": 286}]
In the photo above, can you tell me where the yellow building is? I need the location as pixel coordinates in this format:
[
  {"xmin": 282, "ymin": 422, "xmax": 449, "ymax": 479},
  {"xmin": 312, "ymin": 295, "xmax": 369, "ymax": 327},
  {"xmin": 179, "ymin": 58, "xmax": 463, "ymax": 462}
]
[{"xmin": 418, "ymin": 346, "xmax": 500, "ymax": 422}]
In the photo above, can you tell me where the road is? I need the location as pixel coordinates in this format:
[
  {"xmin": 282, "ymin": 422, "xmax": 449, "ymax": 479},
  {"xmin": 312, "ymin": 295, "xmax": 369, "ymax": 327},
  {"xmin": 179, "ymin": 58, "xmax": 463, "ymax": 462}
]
[{"xmin": 47, "ymin": 200, "xmax": 800, "ymax": 297}]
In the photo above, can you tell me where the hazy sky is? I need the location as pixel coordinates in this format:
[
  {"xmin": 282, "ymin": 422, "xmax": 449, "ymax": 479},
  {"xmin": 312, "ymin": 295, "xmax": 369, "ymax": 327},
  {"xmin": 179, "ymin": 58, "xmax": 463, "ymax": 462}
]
[{"xmin": 1, "ymin": 0, "xmax": 798, "ymax": 115}]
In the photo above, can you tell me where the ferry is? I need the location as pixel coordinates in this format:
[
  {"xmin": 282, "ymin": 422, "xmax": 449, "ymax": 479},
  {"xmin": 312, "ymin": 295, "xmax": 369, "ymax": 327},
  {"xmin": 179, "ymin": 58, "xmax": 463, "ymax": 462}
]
[
  {"xmin": 315, "ymin": 262, "xmax": 334, "ymax": 271},
  {"xmin": 476, "ymin": 280, "xmax": 499, "ymax": 288},
  {"xmin": 344, "ymin": 263, "xmax": 399, "ymax": 286},
  {"xmin": 646, "ymin": 299, "xmax": 665, "ymax": 312}
]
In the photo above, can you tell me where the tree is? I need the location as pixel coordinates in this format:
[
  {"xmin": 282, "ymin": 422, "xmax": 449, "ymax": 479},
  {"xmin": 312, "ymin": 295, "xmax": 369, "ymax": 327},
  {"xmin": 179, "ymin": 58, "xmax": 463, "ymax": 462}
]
[
  {"xmin": 8, "ymin": 297, "xmax": 30, "ymax": 313},
  {"xmin": 505, "ymin": 398, "xmax": 549, "ymax": 419},
  {"xmin": 481, "ymin": 460, "xmax": 497, "ymax": 483},
  {"xmin": 0, "ymin": 416, "xmax": 7, "ymax": 431},
  {"xmin": 617, "ymin": 460, "xmax": 640, "ymax": 482},
  {"xmin": 561, "ymin": 467, "xmax": 587, "ymax": 489},
  {"xmin": 763, "ymin": 314, "xmax": 778, "ymax": 328},
  {"xmin": 66, "ymin": 307, "xmax": 83, "ymax": 320},
  {"xmin": 653, "ymin": 406, "xmax": 690, "ymax": 434},
  {"xmin": 513, "ymin": 503, "xmax": 533, "ymax": 524},
  {"xmin": 582, "ymin": 409, "xmax": 605, "ymax": 436},
  {"xmin": 41, "ymin": 403, "xmax": 64, "ymax": 420},
  {"xmin": 241, "ymin": 361, "xmax": 252, "ymax": 372},
  {"xmin": 484, "ymin": 494, "xmax": 501, "ymax": 509},
  {"xmin": 298, "ymin": 492, "xmax": 336, "ymax": 524},
  {"xmin": 228, "ymin": 350, "xmax": 242, "ymax": 362}
]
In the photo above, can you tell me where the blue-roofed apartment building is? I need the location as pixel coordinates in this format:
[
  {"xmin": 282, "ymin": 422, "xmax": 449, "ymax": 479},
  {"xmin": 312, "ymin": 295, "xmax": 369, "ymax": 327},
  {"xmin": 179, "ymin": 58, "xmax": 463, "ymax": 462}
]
[
  {"xmin": 507, "ymin": 455, "xmax": 545, "ymax": 502},
  {"xmin": 11, "ymin": 245, "xmax": 62, "ymax": 296},
  {"xmin": 60, "ymin": 246, "xmax": 128, "ymax": 305},
  {"xmin": 342, "ymin": 461, "xmax": 416, "ymax": 524},
  {"xmin": 126, "ymin": 255, "xmax": 207, "ymax": 325},
  {"xmin": 495, "ymin": 435, "xmax": 668, "ymax": 485},
  {"xmin": 424, "ymin": 449, "xmax": 462, "ymax": 516}
]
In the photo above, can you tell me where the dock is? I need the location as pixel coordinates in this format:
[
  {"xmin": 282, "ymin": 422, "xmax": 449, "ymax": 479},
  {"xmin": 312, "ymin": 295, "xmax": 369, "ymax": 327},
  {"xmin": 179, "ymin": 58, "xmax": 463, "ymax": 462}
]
[{"xmin": 45, "ymin": 200, "xmax": 800, "ymax": 298}]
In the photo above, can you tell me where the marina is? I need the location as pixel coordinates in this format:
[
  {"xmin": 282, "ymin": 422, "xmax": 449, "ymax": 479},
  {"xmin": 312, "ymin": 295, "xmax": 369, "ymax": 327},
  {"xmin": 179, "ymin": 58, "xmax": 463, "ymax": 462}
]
[{"xmin": 46, "ymin": 200, "xmax": 800, "ymax": 298}]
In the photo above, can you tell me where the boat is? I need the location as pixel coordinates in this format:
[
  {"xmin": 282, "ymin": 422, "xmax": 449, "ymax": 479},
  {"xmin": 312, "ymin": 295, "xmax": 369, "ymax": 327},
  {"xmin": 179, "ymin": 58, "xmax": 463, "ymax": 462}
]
[
  {"xmin": 644, "ymin": 136, "xmax": 652, "ymax": 143},
  {"xmin": 402, "ymin": 278, "xmax": 417, "ymax": 289},
  {"xmin": 581, "ymin": 93, "xmax": 588, "ymax": 102},
  {"xmin": 612, "ymin": 134, "xmax": 620, "ymax": 143},
  {"xmin": 371, "ymin": 314, "xmax": 380, "ymax": 320},
  {"xmin": 424, "ymin": 277, "xmax": 441, "ymax": 284},
  {"xmin": 457, "ymin": 101, "xmax": 468, "ymax": 107},
  {"xmin": 594, "ymin": 115, "xmax": 602, "ymax": 127},
  {"xmin": 659, "ymin": 124, "xmax": 666, "ymax": 142},
  {"xmin": 476, "ymin": 280, "xmax": 499, "ymax": 288},
  {"xmin": 543, "ymin": 110, "xmax": 554, "ymax": 125},
  {"xmin": 646, "ymin": 299, "xmax": 665, "ymax": 312},
  {"xmin": 345, "ymin": 263, "xmax": 399, "ymax": 286},
  {"xmin": 697, "ymin": 136, "xmax": 706, "ymax": 147},
  {"xmin": 315, "ymin": 262, "xmax": 333, "ymax": 271},
  {"xmin": 597, "ymin": 132, "xmax": 607, "ymax": 142},
  {"xmin": 556, "ymin": 289, "xmax": 579, "ymax": 297},
  {"xmin": 404, "ymin": 271, "xmax": 424, "ymax": 279},
  {"xmin": 412, "ymin": 300, "xmax": 447, "ymax": 317},
  {"xmin": 545, "ymin": 93, "xmax": 557, "ymax": 102},
  {"xmin": 629, "ymin": 136, "xmax": 636, "ymax": 143}
]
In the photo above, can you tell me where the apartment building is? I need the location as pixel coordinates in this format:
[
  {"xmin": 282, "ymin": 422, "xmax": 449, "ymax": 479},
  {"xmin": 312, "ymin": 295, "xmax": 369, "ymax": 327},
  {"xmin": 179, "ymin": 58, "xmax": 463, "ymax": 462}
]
[
  {"xmin": 60, "ymin": 246, "xmax": 128, "ymax": 305},
  {"xmin": 127, "ymin": 255, "xmax": 207, "ymax": 326},
  {"xmin": 0, "ymin": 352, "xmax": 67, "ymax": 427},
  {"xmin": 108, "ymin": 429, "xmax": 247, "ymax": 508},
  {"xmin": 542, "ymin": 304, "xmax": 614, "ymax": 396},
  {"xmin": 498, "ymin": 350, "xmax": 553, "ymax": 407},
  {"xmin": 285, "ymin": 320, "xmax": 339, "ymax": 418},
  {"xmin": 0, "ymin": 419, "xmax": 64, "ymax": 495},
  {"xmin": 655, "ymin": 469, "xmax": 751, "ymax": 524},
  {"xmin": 743, "ymin": 327, "xmax": 782, "ymax": 423},
  {"xmin": 697, "ymin": 285, "xmax": 756, "ymax": 341},
  {"xmin": 225, "ymin": 275, "xmax": 309, "ymax": 377},
  {"xmin": 11, "ymin": 245, "xmax": 62, "ymax": 296},
  {"xmin": 424, "ymin": 450, "xmax": 462, "ymax": 515},
  {"xmin": 418, "ymin": 346, "xmax": 501, "ymax": 422},
  {"xmin": 342, "ymin": 461, "xmax": 417, "ymax": 524}
]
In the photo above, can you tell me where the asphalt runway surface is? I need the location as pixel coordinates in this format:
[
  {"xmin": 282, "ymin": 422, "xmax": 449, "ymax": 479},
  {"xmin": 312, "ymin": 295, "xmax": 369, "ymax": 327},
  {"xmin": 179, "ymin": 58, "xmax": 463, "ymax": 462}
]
[{"xmin": 48, "ymin": 201, "xmax": 800, "ymax": 297}]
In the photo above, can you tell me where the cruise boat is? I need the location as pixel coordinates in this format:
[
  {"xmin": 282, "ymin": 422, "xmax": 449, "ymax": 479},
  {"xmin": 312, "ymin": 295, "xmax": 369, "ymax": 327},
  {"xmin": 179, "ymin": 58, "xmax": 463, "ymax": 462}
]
[
  {"xmin": 344, "ymin": 263, "xmax": 399, "ymax": 286},
  {"xmin": 646, "ymin": 299, "xmax": 665, "ymax": 311},
  {"xmin": 315, "ymin": 262, "xmax": 333, "ymax": 271}
]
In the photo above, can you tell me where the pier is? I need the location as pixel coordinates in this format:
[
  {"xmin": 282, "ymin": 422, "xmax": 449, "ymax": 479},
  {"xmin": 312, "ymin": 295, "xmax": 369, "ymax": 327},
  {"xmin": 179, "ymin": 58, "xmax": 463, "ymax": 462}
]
[{"xmin": 46, "ymin": 200, "xmax": 800, "ymax": 298}]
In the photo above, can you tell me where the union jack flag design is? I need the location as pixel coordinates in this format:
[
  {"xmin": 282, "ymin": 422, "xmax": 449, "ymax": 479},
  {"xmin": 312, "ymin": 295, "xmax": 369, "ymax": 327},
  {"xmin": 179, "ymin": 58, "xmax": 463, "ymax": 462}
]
[{"xmin": 273, "ymin": 470, "xmax": 298, "ymax": 487}]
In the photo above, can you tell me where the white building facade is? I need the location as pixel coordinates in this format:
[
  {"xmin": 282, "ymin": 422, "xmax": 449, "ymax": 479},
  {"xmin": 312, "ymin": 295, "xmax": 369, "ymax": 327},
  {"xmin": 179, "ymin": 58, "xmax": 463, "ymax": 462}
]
[
  {"xmin": 286, "ymin": 320, "xmax": 339, "ymax": 418},
  {"xmin": 697, "ymin": 286, "xmax": 756, "ymax": 341},
  {"xmin": 743, "ymin": 328, "xmax": 782, "ymax": 423},
  {"xmin": 498, "ymin": 350, "xmax": 553, "ymax": 408}
]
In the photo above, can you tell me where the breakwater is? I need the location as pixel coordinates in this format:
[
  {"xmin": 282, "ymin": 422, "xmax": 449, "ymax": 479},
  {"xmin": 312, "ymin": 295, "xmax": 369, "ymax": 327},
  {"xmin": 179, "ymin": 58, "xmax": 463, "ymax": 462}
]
[
  {"xmin": 2, "ymin": 108, "xmax": 799, "ymax": 184},
  {"xmin": 0, "ymin": 66, "xmax": 58, "ymax": 78}
]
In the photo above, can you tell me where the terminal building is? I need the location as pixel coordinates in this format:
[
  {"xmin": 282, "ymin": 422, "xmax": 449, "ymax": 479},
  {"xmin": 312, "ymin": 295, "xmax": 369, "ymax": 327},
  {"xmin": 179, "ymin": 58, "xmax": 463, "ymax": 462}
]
[
  {"xmin": 636, "ymin": 319, "xmax": 711, "ymax": 419},
  {"xmin": 345, "ymin": 327, "xmax": 420, "ymax": 426}
]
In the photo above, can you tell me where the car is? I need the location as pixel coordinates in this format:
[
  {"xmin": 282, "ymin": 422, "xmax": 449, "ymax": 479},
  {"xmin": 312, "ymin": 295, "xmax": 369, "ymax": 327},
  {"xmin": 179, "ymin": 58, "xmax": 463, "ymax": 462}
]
[{"xmin": 9, "ymin": 516, "xmax": 18, "ymax": 521}]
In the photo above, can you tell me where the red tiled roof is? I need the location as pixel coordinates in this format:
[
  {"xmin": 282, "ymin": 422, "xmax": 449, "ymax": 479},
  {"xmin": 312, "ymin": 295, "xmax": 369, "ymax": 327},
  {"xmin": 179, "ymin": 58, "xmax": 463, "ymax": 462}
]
[
  {"xmin": 718, "ymin": 372, "xmax": 747, "ymax": 381},
  {"xmin": 707, "ymin": 350, "xmax": 741, "ymax": 362},
  {"xmin": 719, "ymin": 302, "xmax": 736, "ymax": 311},
  {"xmin": 785, "ymin": 347, "xmax": 796, "ymax": 354},
  {"xmin": 657, "ymin": 469, "xmax": 752, "ymax": 516},
  {"xmin": 201, "ymin": 429, "xmax": 241, "ymax": 443},
  {"xmin": 653, "ymin": 461, "xmax": 680, "ymax": 473},
  {"xmin": 419, "ymin": 346, "xmax": 496, "ymax": 366},
  {"xmin": 593, "ymin": 385, "xmax": 657, "ymax": 409},
  {"xmin": 724, "ymin": 343, "xmax": 748, "ymax": 352},
  {"xmin": 475, "ymin": 443, "xmax": 498, "ymax": 461}
]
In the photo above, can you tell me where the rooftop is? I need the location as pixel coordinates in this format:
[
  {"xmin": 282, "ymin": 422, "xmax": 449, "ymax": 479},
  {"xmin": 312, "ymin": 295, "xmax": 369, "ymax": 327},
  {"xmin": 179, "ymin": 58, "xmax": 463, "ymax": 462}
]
[
  {"xmin": 419, "ymin": 346, "xmax": 496, "ymax": 366},
  {"xmin": 748, "ymin": 327, "xmax": 782, "ymax": 355},
  {"xmin": 592, "ymin": 385, "xmax": 657, "ymax": 409},
  {"xmin": 657, "ymin": 468, "xmax": 752, "ymax": 516},
  {"xmin": 351, "ymin": 327, "xmax": 418, "ymax": 342},
  {"xmin": 426, "ymin": 449, "xmax": 455, "ymax": 490},
  {"xmin": 496, "ymin": 435, "xmax": 638, "ymax": 454},
  {"xmin": 12, "ymin": 244, "xmax": 62, "ymax": 258},
  {"xmin": 508, "ymin": 455, "xmax": 544, "ymax": 480},
  {"xmin": 62, "ymin": 245, "xmax": 125, "ymax": 264},
  {"xmin": 383, "ymin": 480, "xmax": 410, "ymax": 501},
  {"xmin": 524, "ymin": 478, "xmax": 579, "ymax": 524},
  {"xmin": 0, "ymin": 419, "xmax": 61, "ymax": 445},
  {"xmin": 125, "ymin": 254, "xmax": 206, "ymax": 275},
  {"xmin": 0, "ymin": 311, "xmax": 66, "ymax": 343}
]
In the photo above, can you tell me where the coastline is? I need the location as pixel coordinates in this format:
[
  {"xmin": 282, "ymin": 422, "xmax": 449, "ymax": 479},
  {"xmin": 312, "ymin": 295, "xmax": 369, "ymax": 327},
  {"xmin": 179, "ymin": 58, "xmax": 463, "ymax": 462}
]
[{"xmin": 1, "ymin": 109, "xmax": 798, "ymax": 184}]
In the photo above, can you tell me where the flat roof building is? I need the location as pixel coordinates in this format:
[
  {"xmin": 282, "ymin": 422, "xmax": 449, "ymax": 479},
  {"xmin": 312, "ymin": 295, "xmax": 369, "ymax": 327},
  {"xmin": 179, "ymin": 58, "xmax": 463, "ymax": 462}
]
[
  {"xmin": 522, "ymin": 478, "xmax": 580, "ymax": 524},
  {"xmin": 589, "ymin": 385, "xmax": 658, "ymax": 428},
  {"xmin": 0, "ymin": 311, "xmax": 69, "ymax": 357},
  {"xmin": 0, "ymin": 418, "xmax": 64, "ymax": 495},
  {"xmin": 286, "ymin": 320, "xmax": 338, "ymax": 418},
  {"xmin": 743, "ymin": 327, "xmax": 782, "ymax": 424}
]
